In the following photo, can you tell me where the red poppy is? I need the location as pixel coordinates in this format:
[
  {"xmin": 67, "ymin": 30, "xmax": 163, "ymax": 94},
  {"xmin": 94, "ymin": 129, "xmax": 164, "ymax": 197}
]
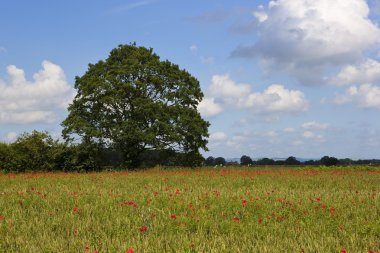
[
  {"xmin": 242, "ymin": 200, "xmax": 247, "ymax": 207},
  {"xmin": 85, "ymin": 246, "xmax": 90, "ymax": 252},
  {"xmin": 73, "ymin": 207, "xmax": 79, "ymax": 213},
  {"xmin": 0, "ymin": 215, "xmax": 4, "ymax": 220},
  {"xmin": 233, "ymin": 217, "xmax": 240, "ymax": 223},
  {"xmin": 258, "ymin": 219, "xmax": 263, "ymax": 223},
  {"xmin": 139, "ymin": 225, "xmax": 148, "ymax": 234},
  {"xmin": 126, "ymin": 249, "xmax": 134, "ymax": 253},
  {"xmin": 340, "ymin": 249, "xmax": 347, "ymax": 253},
  {"xmin": 170, "ymin": 215, "xmax": 177, "ymax": 220}
]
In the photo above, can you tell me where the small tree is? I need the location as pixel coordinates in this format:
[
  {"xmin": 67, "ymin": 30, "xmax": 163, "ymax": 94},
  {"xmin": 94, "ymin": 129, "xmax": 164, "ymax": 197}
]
[
  {"xmin": 205, "ymin": 156, "xmax": 215, "ymax": 166},
  {"xmin": 11, "ymin": 131, "xmax": 58, "ymax": 172},
  {"xmin": 240, "ymin": 155, "xmax": 253, "ymax": 165},
  {"xmin": 285, "ymin": 156, "xmax": 301, "ymax": 165},
  {"xmin": 320, "ymin": 156, "xmax": 338, "ymax": 166},
  {"xmin": 214, "ymin": 157, "xmax": 226, "ymax": 166}
]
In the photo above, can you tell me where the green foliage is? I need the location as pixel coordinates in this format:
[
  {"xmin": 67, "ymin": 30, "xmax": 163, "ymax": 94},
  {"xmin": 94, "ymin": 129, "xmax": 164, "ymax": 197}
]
[
  {"xmin": 62, "ymin": 43, "xmax": 209, "ymax": 168},
  {"xmin": 320, "ymin": 156, "xmax": 339, "ymax": 166},
  {"xmin": 285, "ymin": 156, "xmax": 301, "ymax": 165},
  {"xmin": 214, "ymin": 157, "xmax": 226, "ymax": 165},
  {"xmin": 10, "ymin": 131, "xmax": 60, "ymax": 172},
  {"xmin": 205, "ymin": 156, "xmax": 215, "ymax": 166},
  {"xmin": 240, "ymin": 155, "xmax": 253, "ymax": 165}
]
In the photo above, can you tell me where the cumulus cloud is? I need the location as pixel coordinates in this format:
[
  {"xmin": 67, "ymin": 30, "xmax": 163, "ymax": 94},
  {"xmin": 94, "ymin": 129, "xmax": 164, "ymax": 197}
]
[
  {"xmin": 241, "ymin": 84, "xmax": 309, "ymax": 113},
  {"xmin": 209, "ymin": 74, "xmax": 251, "ymax": 99},
  {"xmin": 198, "ymin": 97, "xmax": 223, "ymax": 117},
  {"xmin": 209, "ymin": 131, "xmax": 228, "ymax": 142},
  {"xmin": 335, "ymin": 84, "xmax": 380, "ymax": 109},
  {"xmin": 331, "ymin": 59, "xmax": 380, "ymax": 86},
  {"xmin": 302, "ymin": 121, "xmax": 329, "ymax": 130},
  {"xmin": 0, "ymin": 61, "xmax": 75, "ymax": 124},
  {"xmin": 203, "ymin": 74, "xmax": 308, "ymax": 115},
  {"xmin": 232, "ymin": 0, "xmax": 380, "ymax": 85}
]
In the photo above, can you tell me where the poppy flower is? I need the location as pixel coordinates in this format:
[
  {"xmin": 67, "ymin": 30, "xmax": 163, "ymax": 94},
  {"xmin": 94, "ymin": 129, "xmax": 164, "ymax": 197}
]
[
  {"xmin": 139, "ymin": 225, "xmax": 148, "ymax": 234},
  {"xmin": 170, "ymin": 215, "xmax": 177, "ymax": 220},
  {"xmin": 233, "ymin": 217, "xmax": 240, "ymax": 223},
  {"xmin": 126, "ymin": 249, "xmax": 134, "ymax": 253},
  {"xmin": 242, "ymin": 200, "xmax": 247, "ymax": 207},
  {"xmin": 340, "ymin": 249, "xmax": 347, "ymax": 253},
  {"xmin": 73, "ymin": 207, "xmax": 79, "ymax": 213},
  {"xmin": 0, "ymin": 215, "xmax": 4, "ymax": 220}
]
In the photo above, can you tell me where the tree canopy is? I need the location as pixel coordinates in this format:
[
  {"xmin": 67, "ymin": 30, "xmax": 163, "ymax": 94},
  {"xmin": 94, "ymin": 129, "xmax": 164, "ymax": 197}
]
[{"xmin": 62, "ymin": 44, "xmax": 209, "ymax": 168}]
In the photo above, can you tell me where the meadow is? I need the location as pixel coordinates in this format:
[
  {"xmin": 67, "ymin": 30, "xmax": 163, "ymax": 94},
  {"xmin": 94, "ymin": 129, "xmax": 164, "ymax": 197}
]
[{"xmin": 0, "ymin": 166, "xmax": 379, "ymax": 253}]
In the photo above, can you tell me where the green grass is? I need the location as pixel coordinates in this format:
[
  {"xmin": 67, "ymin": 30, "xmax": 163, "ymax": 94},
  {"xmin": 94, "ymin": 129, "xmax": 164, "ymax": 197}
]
[{"xmin": 0, "ymin": 166, "xmax": 379, "ymax": 252}]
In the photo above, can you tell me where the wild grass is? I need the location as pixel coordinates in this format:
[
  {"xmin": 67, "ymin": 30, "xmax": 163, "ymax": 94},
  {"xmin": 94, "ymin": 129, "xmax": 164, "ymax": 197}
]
[{"xmin": 0, "ymin": 166, "xmax": 379, "ymax": 252}]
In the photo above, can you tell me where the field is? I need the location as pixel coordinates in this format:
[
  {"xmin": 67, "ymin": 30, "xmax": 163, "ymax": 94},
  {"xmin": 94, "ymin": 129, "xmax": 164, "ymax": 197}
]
[{"xmin": 0, "ymin": 166, "xmax": 379, "ymax": 253}]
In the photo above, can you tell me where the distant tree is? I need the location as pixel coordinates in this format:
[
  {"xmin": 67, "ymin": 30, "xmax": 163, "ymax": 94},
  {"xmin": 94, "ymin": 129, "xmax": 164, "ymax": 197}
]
[
  {"xmin": 214, "ymin": 157, "xmax": 226, "ymax": 166},
  {"xmin": 285, "ymin": 156, "xmax": 301, "ymax": 165},
  {"xmin": 62, "ymin": 43, "xmax": 209, "ymax": 168},
  {"xmin": 320, "ymin": 156, "xmax": 338, "ymax": 166},
  {"xmin": 240, "ymin": 155, "xmax": 253, "ymax": 165},
  {"xmin": 205, "ymin": 156, "xmax": 215, "ymax": 166},
  {"xmin": 257, "ymin": 158, "xmax": 275, "ymax": 165},
  {"xmin": 304, "ymin": 160, "xmax": 317, "ymax": 165},
  {"xmin": 274, "ymin": 160, "xmax": 285, "ymax": 165},
  {"xmin": 338, "ymin": 158, "xmax": 353, "ymax": 165}
]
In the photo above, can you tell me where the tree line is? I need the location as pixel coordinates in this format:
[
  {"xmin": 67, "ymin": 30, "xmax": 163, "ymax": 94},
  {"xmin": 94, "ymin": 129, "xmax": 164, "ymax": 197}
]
[
  {"xmin": 1, "ymin": 130, "xmax": 379, "ymax": 173},
  {"xmin": 0, "ymin": 130, "xmax": 204, "ymax": 172},
  {"xmin": 205, "ymin": 155, "xmax": 380, "ymax": 167}
]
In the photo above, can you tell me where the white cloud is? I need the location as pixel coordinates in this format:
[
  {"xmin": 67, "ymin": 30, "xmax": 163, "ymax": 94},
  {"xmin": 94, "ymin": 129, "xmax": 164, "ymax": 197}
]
[
  {"xmin": 209, "ymin": 74, "xmax": 251, "ymax": 99},
  {"xmin": 331, "ymin": 59, "xmax": 380, "ymax": 86},
  {"xmin": 283, "ymin": 127, "xmax": 296, "ymax": 133},
  {"xmin": 0, "ymin": 61, "xmax": 75, "ymax": 124},
  {"xmin": 302, "ymin": 131, "xmax": 315, "ymax": 139},
  {"xmin": 205, "ymin": 75, "xmax": 308, "ymax": 115},
  {"xmin": 190, "ymin": 44, "xmax": 198, "ymax": 54},
  {"xmin": 302, "ymin": 131, "xmax": 325, "ymax": 142},
  {"xmin": 232, "ymin": 0, "xmax": 380, "ymax": 85},
  {"xmin": 302, "ymin": 121, "xmax": 329, "ymax": 130},
  {"xmin": 198, "ymin": 97, "xmax": 223, "ymax": 117},
  {"xmin": 209, "ymin": 131, "xmax": 228, "ymax": 141},
  {"xmin": 5, "ymin": 132, "xmax": 17, "ymax": 143},
  {"xmin": 241, "ymin": 84, "xmax": 309, "ymax": 113},
  {"xmin": 335, "ymin": 84, "xmax": 380, "ymax": 109}
]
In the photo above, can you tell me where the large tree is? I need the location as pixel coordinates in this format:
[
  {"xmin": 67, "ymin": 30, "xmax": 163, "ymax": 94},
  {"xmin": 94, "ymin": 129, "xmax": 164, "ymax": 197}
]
[{"xmin": 62, "ymin": 44, "xmax": 209, "ymax": 168}]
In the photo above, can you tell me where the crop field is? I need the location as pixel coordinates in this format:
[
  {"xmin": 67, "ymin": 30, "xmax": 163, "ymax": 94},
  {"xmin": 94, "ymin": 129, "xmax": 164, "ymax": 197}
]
[{"xmin": 0, "ymin": 166, "xmax": 379, "ymax": 253}]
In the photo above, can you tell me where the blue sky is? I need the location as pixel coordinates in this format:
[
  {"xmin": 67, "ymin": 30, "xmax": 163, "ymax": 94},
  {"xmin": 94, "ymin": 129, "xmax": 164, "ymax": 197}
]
[{"xmin": 1, "ymin": 0, "xmax": 380, "ymax": 159}]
